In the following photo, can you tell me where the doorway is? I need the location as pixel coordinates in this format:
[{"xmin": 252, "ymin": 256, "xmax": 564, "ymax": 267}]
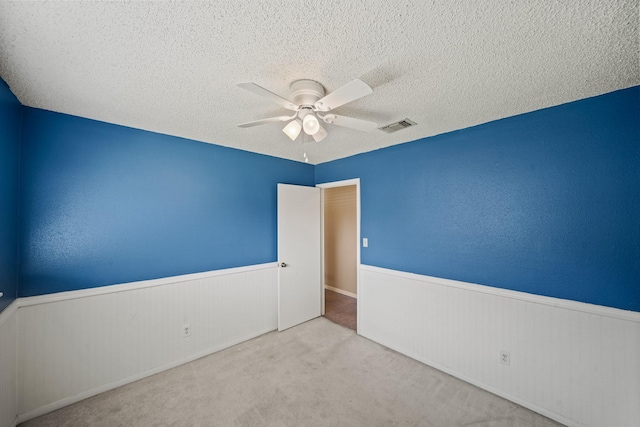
[{"xmin": 317, "ymin": 179, "xmax": 360, "ymax": 333}]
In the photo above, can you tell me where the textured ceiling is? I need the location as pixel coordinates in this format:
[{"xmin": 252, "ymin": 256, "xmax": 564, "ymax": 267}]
[{"xmin": 0, "ymin": 1, "xmax": 638, "ymax": 164}]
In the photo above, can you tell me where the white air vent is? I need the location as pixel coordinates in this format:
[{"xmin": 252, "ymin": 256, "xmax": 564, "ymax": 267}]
[{"xmin": 379, "ymin": 119, "xmax": 417, "ymax": 133}]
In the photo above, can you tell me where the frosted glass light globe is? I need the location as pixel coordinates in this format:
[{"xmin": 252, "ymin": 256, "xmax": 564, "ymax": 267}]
[
  {"xmin": 302, "ymin": 114, "xmax": 320, "ymax": 135},
  {"xmin": 282, "ymin": 120, "xmax": 302, "ymax": 141}
]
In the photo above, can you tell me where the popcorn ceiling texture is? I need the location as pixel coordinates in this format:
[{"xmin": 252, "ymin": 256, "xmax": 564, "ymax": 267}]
[{"xmin": 0, "ymin": 1, "xmax": 637, "ymax": 164}]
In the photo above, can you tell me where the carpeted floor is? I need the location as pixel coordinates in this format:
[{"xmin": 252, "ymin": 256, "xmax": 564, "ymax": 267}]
[
  {"xmin": 21, "ymin": 318, "xmax": 564, "ymax": 427},
  {"xmin": 323, "ymin": 288, "xmax": 357, "ymax": 331}
]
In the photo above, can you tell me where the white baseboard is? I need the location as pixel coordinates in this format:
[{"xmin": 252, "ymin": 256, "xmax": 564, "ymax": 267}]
[
  {"xmin": 14, "ymin": 263, "xmax": 279, "ymax": 420},
  {"xmin": 359, "ymin": 264, "xmax": 640, "ymax": 427},
  {"xmin": 324, "ymin": 285, "xmax": 357, "ymax": 299},
  {"xmin": 16, "ymin": 327, "xmax": 274, "ymax": 424}
]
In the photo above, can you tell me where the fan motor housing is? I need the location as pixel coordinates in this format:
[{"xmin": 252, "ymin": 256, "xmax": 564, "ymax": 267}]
[{"xmin": 290, "ymin": 79, "xmax": 325, "ymax": 106}]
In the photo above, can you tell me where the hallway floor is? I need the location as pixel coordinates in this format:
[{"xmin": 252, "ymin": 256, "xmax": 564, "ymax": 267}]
[{"xmin": 323, "ymin": 288, "xmax": 356, "ymax": 331}]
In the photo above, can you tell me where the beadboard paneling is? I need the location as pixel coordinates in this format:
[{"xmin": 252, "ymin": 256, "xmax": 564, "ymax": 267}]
[
  {"xmin": 0, "ymin": 302, "xmax": 17, "ymax": 427},
  {"xmin": 16, "ymin": 263, "xmax": 278, "ymax": 422},
  {"xmin": 359, "ymin": 265, "xmax": 640, "ymax": 427}
]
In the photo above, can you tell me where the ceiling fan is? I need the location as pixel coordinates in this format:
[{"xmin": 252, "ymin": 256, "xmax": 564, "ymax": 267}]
[{"xmin": 236, "ymin": 79, "xmax": 378, "ymax": 143}]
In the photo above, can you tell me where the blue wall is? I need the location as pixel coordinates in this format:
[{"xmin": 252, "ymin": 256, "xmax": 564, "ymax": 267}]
[
  {"xmin": 316, "ymin": 87, "xmax": 640, "ymax": 312},
  {"xmin": 0, "ymin": 79, "xmax": 21, "ymax": 312},
  {"xmin": 4, "ymin": 83, "xmax": 639, "ymax": 311},
  {"xmin": 19, "ymin": 108, "xmax": 314, "ymax": 296}
]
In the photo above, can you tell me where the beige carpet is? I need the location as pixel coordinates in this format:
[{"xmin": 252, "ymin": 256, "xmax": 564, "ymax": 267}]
[{"xmin": 21, "ymin": 317, "xmax": 564, "ymax": 427}]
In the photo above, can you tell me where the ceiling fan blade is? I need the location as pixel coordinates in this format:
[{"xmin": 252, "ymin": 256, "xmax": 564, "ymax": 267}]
[
  {"xmin": 237, "ymin": 82, "xmax": 298, "ymax": 111},
  {"xmin": 313, "ymin": 79, "xmax": 373, "ymax": 111},
  {"xmin": 320, "ymin": 114, "xmax": 378, "ymax": 132},
  {"xmin": 237, "ymin": 115, "xmax": 295, "ymax": 128}
]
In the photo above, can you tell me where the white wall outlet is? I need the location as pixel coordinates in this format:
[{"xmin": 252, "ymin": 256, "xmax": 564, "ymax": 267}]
[
  {"xmin": 500, "ymin": 350, "xmax": 510, "ymax": 366},
  {"xmin": 182, "ymin": 324, "xmax": 191, "ymax": 338},
  {"xmin": 363, "ymin": 237, "xmax": 368, "ymax": 247}
]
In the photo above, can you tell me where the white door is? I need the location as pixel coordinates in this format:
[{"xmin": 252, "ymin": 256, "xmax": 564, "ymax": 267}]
[{"xmin": 277, "ymin": 183, "xmax": 321, "ymax": 331}]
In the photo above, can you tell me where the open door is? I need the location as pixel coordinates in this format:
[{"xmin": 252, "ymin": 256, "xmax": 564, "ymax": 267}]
[{"xmin": 277, "ymin": 183, "xmax": 321, "ymax": 331}]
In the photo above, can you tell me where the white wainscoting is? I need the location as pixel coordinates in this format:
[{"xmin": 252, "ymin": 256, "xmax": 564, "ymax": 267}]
[
  {"xmin": 359, "ymin": 265, "xmax": 640, "ymax": 427},
  {"xmin": 15, "ymin": 263, "xmax": 278, "ymax": 423},
  {"xmin": 0, "ymin": 302, "xmax": 18, "ymax": 427}
]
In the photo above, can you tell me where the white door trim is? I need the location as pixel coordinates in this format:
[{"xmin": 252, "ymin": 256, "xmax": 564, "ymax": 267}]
[{"xmin": 316, "ymin": 178, "xmax": 361, "ymax": 334}]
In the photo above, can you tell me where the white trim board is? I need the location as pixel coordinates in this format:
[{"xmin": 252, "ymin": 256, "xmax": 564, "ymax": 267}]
[
  {"xmin": 359, "ymin": 264, "xmax": 640, "ymax": 427},
  {"xmin": 324, "ymin": 285, "xmax": 357, "ymax": 299},
  {"xmin": 19, "ymin": 262, "xmax": 277, "ymax": 308}
]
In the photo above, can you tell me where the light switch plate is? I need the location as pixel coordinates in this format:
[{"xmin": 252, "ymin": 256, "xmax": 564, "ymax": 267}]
[{"xmin": 363, "ymin": 238, "xmax": 368, "ymax": 247}]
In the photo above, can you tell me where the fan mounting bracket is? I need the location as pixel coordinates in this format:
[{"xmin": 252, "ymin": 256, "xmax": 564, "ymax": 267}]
[{"xmin": 289, "ymin": 80, "xmax": 325, "ymax": 107}]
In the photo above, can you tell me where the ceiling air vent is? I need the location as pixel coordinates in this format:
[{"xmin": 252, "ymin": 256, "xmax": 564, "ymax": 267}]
[{"xmin": 379, "ymin": 119, "xmax": 417, "ymax": 134}]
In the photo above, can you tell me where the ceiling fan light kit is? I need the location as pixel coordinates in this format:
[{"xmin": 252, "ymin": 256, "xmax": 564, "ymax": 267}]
[
  {"xmin": 236, "ymin": 78, "xmax": 377, "ymax": 148},
  {"xmin": 302, "ymin": 114, "xmax": 320, "ymax": 135},
  {"xmin": 282, "ymin": 119, "xmax": 302, "ymax": 141}
]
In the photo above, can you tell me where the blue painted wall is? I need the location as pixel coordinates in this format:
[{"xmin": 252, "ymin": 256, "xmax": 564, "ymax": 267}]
[
  {"xmin": 19, "ymin": 108, "xmax": 314, "ymax": 296},
  {"xmin": 0, "ymin": 79, "xmax": 21, "ymax": 313},
  {"xmin": 316, "ymin": 87, "xmax": 640, "ymax": 312},
  {"xmin": 6, "ymin": 84, "xmax": 639, "ymax": 311}
]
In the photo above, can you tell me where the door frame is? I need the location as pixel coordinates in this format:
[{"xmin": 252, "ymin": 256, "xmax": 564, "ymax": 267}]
[{"xmin": 316, "ymin": 178, "xmax": 361, "ymax": 334}]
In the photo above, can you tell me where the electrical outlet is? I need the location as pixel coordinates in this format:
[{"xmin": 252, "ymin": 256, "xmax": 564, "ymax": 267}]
[
  {"xmin": 500, "ymin": 350, "xmax": 510, "ymax": 366},
  {"xmin": 183, "ymin": 324, "xmax": 191, "ymax": 338}
]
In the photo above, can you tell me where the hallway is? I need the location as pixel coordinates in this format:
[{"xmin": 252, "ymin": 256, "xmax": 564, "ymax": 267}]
[{"xmin": 323, "ymin": 289, "xmax": 356, "ymax": 331}]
